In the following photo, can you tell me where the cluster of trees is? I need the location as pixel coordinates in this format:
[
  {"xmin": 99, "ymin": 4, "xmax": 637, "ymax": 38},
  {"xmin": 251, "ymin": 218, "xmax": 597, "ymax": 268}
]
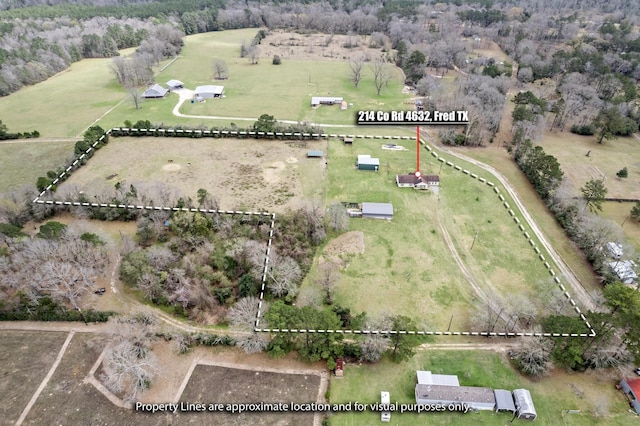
[
  {"xmin": 0, "ymin": 220, "xmax": 110, "ymax": 322},
  {"xmin": 514, "ymin": 282, "xmax": 640, "ymax": 375},
  {"xmin": 0, "ymin": 16, "xmax": 169, "ymax": 96}
]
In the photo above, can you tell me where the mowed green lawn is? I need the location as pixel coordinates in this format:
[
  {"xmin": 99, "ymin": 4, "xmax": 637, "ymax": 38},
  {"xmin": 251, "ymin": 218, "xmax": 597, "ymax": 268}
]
[
  {"xmin": 301, "ymin": 137, "xmax": 565, "ymax": 330},
  {"xmin": 0, "ymin": 58, "xmax": 126, "ymax": 138},
  {"xmin": 0, "ymin": 140, "xmax": 75, "ymax": 193},
  {"xmin": 329, "ymin": 350, "xmax": 632, "ymax": 425}
]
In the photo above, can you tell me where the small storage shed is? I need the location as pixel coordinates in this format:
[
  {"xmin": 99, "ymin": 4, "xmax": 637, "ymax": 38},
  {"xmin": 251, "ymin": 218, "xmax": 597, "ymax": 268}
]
[
  {"xmin": 620, "ymin": 377, "xmax": 640, "ymax": 414},
  {"xmin": 357, "ymin": 154, "xmax": 380, "ymax": 171},
  {"xmin": 344, "ymin": 137, "xmax": 354, "ymax": 145},
  {"xmin": 361, "ymin": 202, "xmax": 393, "ymax": 220},
  {"xmin": 195, "ymin": 85, "xmax": 224, "ymax": 99},
  {"xmin": 166, "ymin": 79, "xmax": 184, "ymax": 90},
  {"xmin": 311, "ymin": 96, "xmax": 343, "ymax": 107},
  {"xmin": 494, "ymin": 389, "xmax": 516, "ymax": 413},
  {"xmin": 513, "ymin": 389, "xmax": 537, "ymax": 420},
  {"xmin": 142, "ymin": 83, "xmax": 169, "ymax": 98},
  {"xmin": 335, "ymin": 357, "xmax": 344, "ymax": 378},
  {"xmin": 307, "ymin": 150, "xmax": 323, "ymax": 158},
  {"xmin": 340, "ymin": 100, "xmax": 348, "ymax": 110}
]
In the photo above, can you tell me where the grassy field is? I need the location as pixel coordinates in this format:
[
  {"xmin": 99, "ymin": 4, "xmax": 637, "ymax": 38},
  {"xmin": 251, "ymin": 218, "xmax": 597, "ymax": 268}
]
[
  {"xmin": 98, "ymin": 29, "xmax": 410, "ymax": 129},
  {"xmin": 328, "ymin": 350, "xmax": 632, "ymax": 425},
  {"xmin": 55, "ymin": 136, "xmax": 327, "ymax": 212},
  {"xmin": 300, "ymin": 137, "xmax": 568, "ymax": 330},
  {"xmin": 0, "ymin": 58, "xmax": 127, "ymax": 138},
  {"xmin": 445, "ymin": 138, "xmax": 601, "ymax": 292},
  {"xmin": 0, "ymin": 140, "xmax": 75, "ymax": 193},
  {"xmin": 537, "ymin": 131, "xmax": 640, "ymax": 248}
]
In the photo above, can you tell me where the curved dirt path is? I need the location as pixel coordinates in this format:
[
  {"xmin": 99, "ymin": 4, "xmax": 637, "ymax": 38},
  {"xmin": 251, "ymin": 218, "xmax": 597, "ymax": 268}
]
[{"xmin": 424, "ymin": 131, "xmax": 597, "ymax": 313}]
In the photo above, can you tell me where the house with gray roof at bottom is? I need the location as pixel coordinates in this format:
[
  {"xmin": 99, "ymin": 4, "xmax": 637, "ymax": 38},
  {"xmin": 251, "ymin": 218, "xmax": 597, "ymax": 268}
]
[
  {"xmin": 142, "ymin": 83, "xmax": 169, "ymax": 99},
  {"xmin": 415, "ymin": 384, "xmax": 496, "ymax": 411},
  {"xmin": 361, "ymin": 202, "xmax": 393, "ymax": 220}
]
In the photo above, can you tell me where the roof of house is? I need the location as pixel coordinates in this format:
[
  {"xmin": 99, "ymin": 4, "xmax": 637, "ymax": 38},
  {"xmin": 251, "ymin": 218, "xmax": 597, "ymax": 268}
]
[
  {"xmin": 396, "ymin": 174, "xmax": 440, "ymax": 185},
  {"xmin": 166, "ymin": 79, "xmax": 184, "ymax": 87},
  {"xmin": 195, "ymin": 85, "xmax": 224, "ymax": 94},
  {"xmin": 307, "ymin": 150, "xmax": 323, "ymax": 157},
  {"xmin": 415, "ymin": 384, "xmax": 495, "ymax": 405},
  {"xmin": 417, "ymin": 371, "xmax": 460, "ymax": 386},
  {"xmin": 609, "ymin": 260, "xmax": 638, "ymax": 280},
  {"xmin": 142, "ymin": 83, "xmax": 168, "ymax": 97},
  {"xmin": 606, "ymin": 242, "xmax": 623, "ymax": 258},
  {"xmin": 494, "ymin": 389, "xmax": 516, "ymax": 412},
  {"xmin": 311, "ymin": 96, "xmax": 343, "ymax": 105},
  {"xmin": 623, "ymin": 378, "xmax": 640, "ymax": 397},
  {"xmin": 362, "ymin": 202, "xmax": 393, "ymax": 216},
  {"xmin": 512, "ymin": 389, "xmax": 536, "ymax": 415}
]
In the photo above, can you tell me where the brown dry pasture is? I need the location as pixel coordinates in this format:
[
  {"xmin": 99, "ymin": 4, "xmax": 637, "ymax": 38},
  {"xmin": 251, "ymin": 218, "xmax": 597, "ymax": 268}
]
[
  {"xmin": 176, "ymin": 365, "xmax": 321, "ymax": 425},
  {"xmin": 57, "ymin": 136, "xmax": 328, "ymax": 212},
  {"xmin": 0, "ymin": 330, "xmax": 69, "ymax": 424}
]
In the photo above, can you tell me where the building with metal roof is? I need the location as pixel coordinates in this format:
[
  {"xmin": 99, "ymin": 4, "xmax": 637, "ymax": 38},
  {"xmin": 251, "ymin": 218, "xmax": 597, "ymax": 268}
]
[
  {"xmin": 311, "ymin": 96, "xmax": 343, "ymax": 107},
  {"xmin": 494, "ymin": 389, "xmax": 516, "ymax": 413},
  {"xmin": 142, "ymin": 83, "xmax": 169, "ymax": 98},
  {"xmin": 361, "ymin": 202, "xmax": 393, "ymax": 220},
  {"xmin": 609, "ymin": 260, "xmax": 638, "ymax": 284},
  {"xmin": 415, "ymin": 384, "xmax": 496, "ymax": 411},
  {"xmin": 307, "ymin": 150, "xmax": 323, "ymax": 158},
  {"xmin": 513, "ymin": 389, "xmax": 537, "ymax": 420},
  {"xmin": 620, "ymin": 377, "xmax": 640, "ymax": 414},
  {"xmin": 195, "ymin": 85, "xmax": 224, "ymax": 99},
  {"xmin": 166, "ymin": 79, "xmax": 184, "ymax": 90},
  {"xmin": 357, "ymin": 154, "xmax": 380, "ymax": 171},
  {"xmin": 416, "ymin": 371, "xmax": 460, "ymax": 386}
]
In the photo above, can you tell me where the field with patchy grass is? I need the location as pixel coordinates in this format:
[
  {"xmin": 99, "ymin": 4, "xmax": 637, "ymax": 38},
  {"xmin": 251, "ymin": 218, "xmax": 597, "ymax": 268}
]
[
  {"xmin": 0, "ymin": 330, "xmax": 69, "ymax": 424},
  {"xmin": 328, "ymin": 349, "xmax": 632, "ymax": 425},
  {"xmin": 0, "ymin": 140, "xmax": 75, "ymax": 193},
  {"xmin": 54, "ymin": 136, "xmax": 327, "ymax": 212},
  {"xmin": 300, "ymin": 137, "xmax": 568, "ymax": 331},
  {"xmin": 177, "ymin": 365, "xmax": 320, "ymax": 425}
]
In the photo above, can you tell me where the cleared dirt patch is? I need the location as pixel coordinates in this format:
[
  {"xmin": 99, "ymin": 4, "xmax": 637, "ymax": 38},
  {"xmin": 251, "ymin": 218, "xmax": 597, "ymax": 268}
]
[
  {"xmin": 176, "ymin": 365, "xmax": 320, "ymax": 425},
  {"xmin": 321, "ymin": 230, "xmax": 365, "ymax": 267},
  {"xmin": 0, "ymin": 330, "xmax": 69, "ymax": 424},
  {"xmin": 56, "ymin": 137, "xmax": 327, "ymax": 212}
]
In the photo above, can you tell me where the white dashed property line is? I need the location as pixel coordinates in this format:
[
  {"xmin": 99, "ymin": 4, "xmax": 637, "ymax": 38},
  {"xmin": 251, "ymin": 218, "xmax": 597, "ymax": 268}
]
[
  {"xmin": 419, "ymin": 137, "xmax": 595, "ymax": 337},
  {"xmin": 32, "ymin": 129, "xmax": 594, "ymax": 337}
]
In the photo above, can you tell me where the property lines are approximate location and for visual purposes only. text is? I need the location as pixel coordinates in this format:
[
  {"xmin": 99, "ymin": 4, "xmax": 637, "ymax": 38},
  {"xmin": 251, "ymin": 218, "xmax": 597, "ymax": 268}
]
[{"xmin": 32, "ymin": 128, "xmax": 595, "ymax": 338}]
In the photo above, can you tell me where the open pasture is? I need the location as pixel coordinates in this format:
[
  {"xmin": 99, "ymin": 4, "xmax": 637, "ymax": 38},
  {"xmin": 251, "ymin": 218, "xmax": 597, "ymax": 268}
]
[
  {"xmin": 54, "ymin": 136, "xmax": 327, "ymax": 212},
  {"xmin": 302, "ymin": 137, "xmax": 566, "ymax": 330},
  {"xmin": 0, "ymin": 139, "xmax": 75, "ymax": 193},
  {"xmin": 0, "ymin": 58, "xmax": 126, "ymax": 138}
]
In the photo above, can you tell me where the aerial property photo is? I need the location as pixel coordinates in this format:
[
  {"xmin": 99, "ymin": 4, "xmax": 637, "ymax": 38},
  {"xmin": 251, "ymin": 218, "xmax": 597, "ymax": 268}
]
[{"xmin": 2, "ymin": 1, "xmax": 640, "ymax": 425}]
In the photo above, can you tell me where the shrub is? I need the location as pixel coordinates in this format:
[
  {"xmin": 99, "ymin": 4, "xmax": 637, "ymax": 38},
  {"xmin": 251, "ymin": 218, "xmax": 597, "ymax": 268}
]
[
  {"xmin": 272, "ymin": 54, "xmax": 281, "ymax": 65},
  {"xmin": 570, "ymin": 124, "xmax": 595, "ymax": 135}
]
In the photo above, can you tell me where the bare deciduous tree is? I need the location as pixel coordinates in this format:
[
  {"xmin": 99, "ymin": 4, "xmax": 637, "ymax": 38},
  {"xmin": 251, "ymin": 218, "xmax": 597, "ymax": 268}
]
[
  {"xmin": 349, "ymin": 57, "xmax": 364, "ymax": 88},
  {"xmin": 212, "ymin": 58, "xmax": 229, "ymax": 79},
  {"xmin": 316, "ymin": 261, "xmax": 340, "ymax": 304},
  {"xmin": 371, "ymin": 58, "xmax": 391, "ymax": 96},
  {"xmin": 127, "ymin": 86, "xmax": 142, "ymax": 110},
  {"xmin": 101, "ymin": 339, "xmax": 157, "ymax": 401},
  {"xmin": 513, "ymin": 333, "xmax": 552, "ymax": 377},
  {"xmin": 327, "ymin": 202, "xmax": 348, "ymax": 232},
  {"xmin": 227, "ymin": 296, "xmax": 268, "ymax": 329}
]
